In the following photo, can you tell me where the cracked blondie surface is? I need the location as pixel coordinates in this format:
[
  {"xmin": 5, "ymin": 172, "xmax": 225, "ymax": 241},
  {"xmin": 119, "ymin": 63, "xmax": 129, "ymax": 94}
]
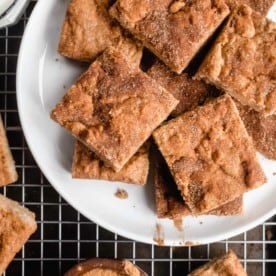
[
  {"xmin": 51, "ymin": 47, "xmax": 178, "ymax": 171},
  {"xmin": 154, "ymin": 150, "xmax": 243, "ymax": 218},
  {"xmin": 110, "ymin": 0, "xmax": 229, "ymax": 73},
  {"xmin": 153, "ymin": 95, "xmax": 266, "ymax": 213},
  {"xmin": 226, "ymin": 0, "xmax": 274, "ymax": 15},
  {"xmin": 58, "ymin": 0, "xmax": 121, "ymax": 61},
  {"xmin": 197, "ymin": 4, "xmax": 276, "ymax": 115},
  {"xmin": 235, "ymin": 100, "xmax": 276, "ymax": 159}
]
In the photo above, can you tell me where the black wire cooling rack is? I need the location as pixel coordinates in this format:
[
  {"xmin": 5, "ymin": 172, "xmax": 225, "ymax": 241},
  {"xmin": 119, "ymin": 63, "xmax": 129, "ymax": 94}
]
[{"xmin": 0, "ymin": 1, "xmax": 275, "ymax": 275}]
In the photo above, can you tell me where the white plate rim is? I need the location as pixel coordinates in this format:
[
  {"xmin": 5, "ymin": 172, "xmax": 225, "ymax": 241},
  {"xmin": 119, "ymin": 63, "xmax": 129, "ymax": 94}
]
[{"xmin": 16, "ymin": 0, "xmax": 276, "ymax": 246}]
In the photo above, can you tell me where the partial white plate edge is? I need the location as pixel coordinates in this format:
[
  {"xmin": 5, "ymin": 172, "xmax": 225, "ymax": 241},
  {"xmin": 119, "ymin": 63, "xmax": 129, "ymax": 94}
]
[{"xmin": 16, "ymin": 0, "xmax": 276, "ymax": 246}]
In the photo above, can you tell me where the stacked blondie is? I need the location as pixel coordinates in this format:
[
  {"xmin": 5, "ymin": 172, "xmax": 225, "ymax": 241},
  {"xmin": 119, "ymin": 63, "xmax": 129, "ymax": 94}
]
[{"xmin": 51, "ymin": 0, "xmax": 276, "ymax": 220}]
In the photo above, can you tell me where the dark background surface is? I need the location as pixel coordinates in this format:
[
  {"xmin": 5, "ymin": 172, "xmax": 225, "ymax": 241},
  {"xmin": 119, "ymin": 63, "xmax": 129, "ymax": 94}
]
[{"xmin": 0, "ymin": 1, "xmax": 275, "ymax": 275}]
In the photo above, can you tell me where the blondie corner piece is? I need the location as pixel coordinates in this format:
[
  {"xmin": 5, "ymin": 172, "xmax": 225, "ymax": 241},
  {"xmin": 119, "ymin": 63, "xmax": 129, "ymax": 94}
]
[
  {"xmin": 0, "ymin": 114, "xmax": 18, "ymax": 186},
  {"xmin": 188, "ymin": 250, "xmax": 247, "ymax": 276},
  {"xmin": 147, "ymin": 61, "xmax": 220, "ymax": 117},
  {"xmin": 235, "ymin": 100, "xmax": 276, "ymax": 160},
  {"xmin": 197, "ymin": 4, "xmax": 276, "ymax": 115},
  {"xmin": 0, "ymin": 194, "xmax": 37, "ymax": 275},
  {"xmin": 58, "ymin": 0, "xmax": 121, "ymax": 61},
  {"xmin": 154, "ymin": 150, "xmax": 243, "ymax": 218},
  {"xmin": 226, "ymin": 0, "xmax": 274, "ymax": 15},
  {"xmin": 153, "ymin": 95, "xmax": 266, "ymax": 214},
  {"xmin": 65, "ymin": 258, "xmax": 147, "ymax": 276},
  {"xmin": 72, "ymin": 141, "xmax": 150, "ymax": 185},
  {"xmin": 51, "ymin": 47, "xmax": 178, "ymax": 172},
  {"xmin": 110, "ymin": 0, "xmax": 229, "ymax": 74}
]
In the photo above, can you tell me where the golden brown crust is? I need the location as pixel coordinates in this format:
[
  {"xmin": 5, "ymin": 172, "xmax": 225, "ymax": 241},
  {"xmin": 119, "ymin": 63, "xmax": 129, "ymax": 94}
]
[
  {"xmin": 58, "ymin": 0, "xmax": 121, "ymax": 61},
  {"xmin": 114, "ymin": 35, "xmax": 143, "ymax": 67},
  {"xmin": 226, "ymin": 0, "xmax": 274, "ymax": 15},
  {"xmin": 95, "ymin": 0, "xmax": 114, "ymax": 9},
  {"xmin": 197, "ymin": 4, "xmax": 276, "ymax": 115},
  {"xmin": 51, "ymin": 47, "xmax": 178, "ymax": 171},
  {"xmin": 208, "ymin": 196, "xmax": 243, "ymax": 215},
  {"xmin": 188, "ymin": 250, "xmax": 247, "ymax": 276},
  {"xmin": 72, "ymin": 141, "xmax": 150, "ymax": 185},
  {"xmin": 235, "ymin": 100, "xmax": 276, "ymax": 159},
  {"xmin": 147, "ymin": 61, "xmax": 220, "ymax": 117},
  {"xmin": 115, "ymin": 188, "xmax": 128, "ymax": 199},
  {"xmin": 154, "ymin": 150, "xmax": 243, "ymax": 218},
  {"xmin": 0, "ymin": 115, "xmax": 18, "ymax": 186},
  {"xmin": 0, "ymin": 194, "xmax": 37, "ymax": 275},
  {"xmin": 153, "ymin": 95, "xmax": 266, "ymax": 214},
  {"xmin": 110, "ymin": 0, "xmax": 230, "ymax": 74},
  {"xmin": 65, "ymin": 258, "xmax": 147, "ymax": 276}
]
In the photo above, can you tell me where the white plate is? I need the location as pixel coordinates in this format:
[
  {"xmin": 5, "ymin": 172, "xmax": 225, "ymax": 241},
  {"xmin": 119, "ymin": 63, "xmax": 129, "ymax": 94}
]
[{"xmin": 17, "ymin": 0, "xmax": 276, "ymax": 246}]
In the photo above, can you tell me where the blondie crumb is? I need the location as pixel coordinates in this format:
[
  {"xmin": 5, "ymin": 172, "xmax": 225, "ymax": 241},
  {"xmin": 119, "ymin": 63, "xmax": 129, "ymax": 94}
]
[{"xmin": 115, "ymin": 189, "xmax": 128, "ymax": 199}]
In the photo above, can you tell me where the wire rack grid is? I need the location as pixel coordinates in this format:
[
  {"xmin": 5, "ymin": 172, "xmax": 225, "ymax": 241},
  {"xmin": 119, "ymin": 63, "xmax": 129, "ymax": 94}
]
[{"xmin": 0, "ymin": 1, "xmax": 275, "ymax": 275}]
